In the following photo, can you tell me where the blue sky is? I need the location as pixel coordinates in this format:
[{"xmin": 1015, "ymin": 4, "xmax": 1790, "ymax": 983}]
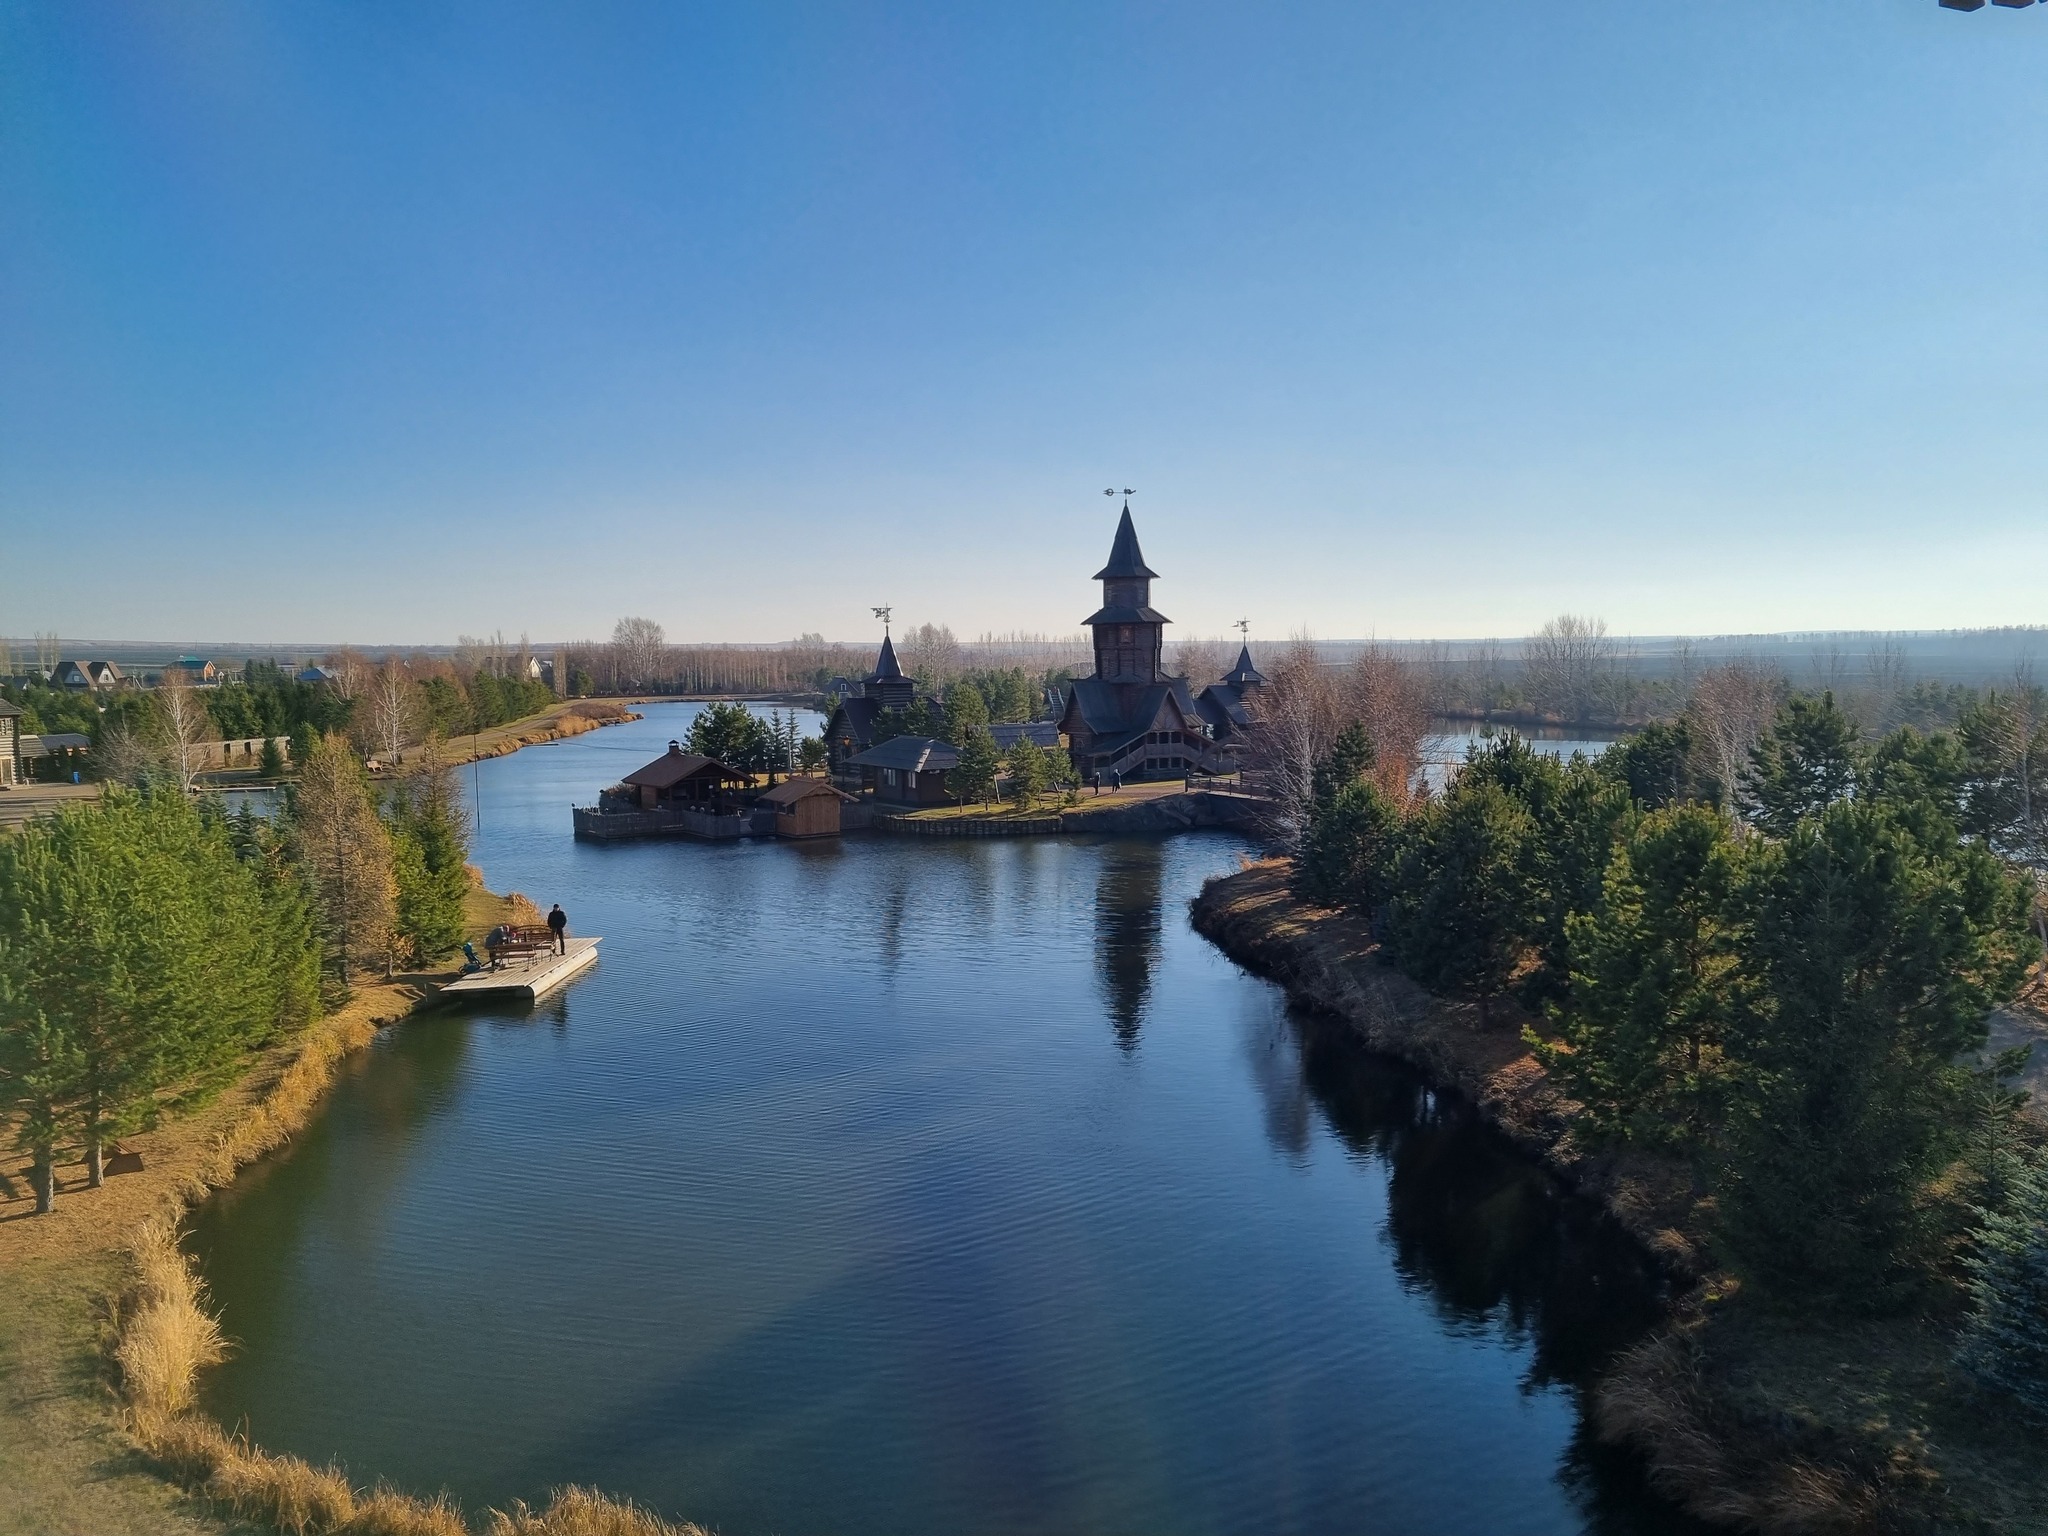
[{"xmin": 3, "ymin": 3, "xmax": 2043, "ymax": 646}]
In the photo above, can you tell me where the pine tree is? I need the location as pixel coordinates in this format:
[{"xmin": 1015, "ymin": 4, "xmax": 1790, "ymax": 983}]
[
  {"xmin": 948, "ymin": 727, "xmax": 1001, "ymax": 805},
  {"xmin": 1311, "ymin": 723, "xmax": 1375, "ymax": 811},
  {"xmin": 1533, "ymin": 804, "xmax": 1743, "ymax": 1149},
  {"xmin": 1385, "ymin": 777, "xmax": 1535, "ymax": 1018},
  {"xmin": 1717, "ymin": 798, "xmax": 2037, "ymax": 1306},
  {"xmin": 1743, "ymin": 692, "xmax": 1861, "ymax": 836},
  {"xmin": 1956, "ymin": 1141, "xmax": 2048, "ymax": 1421},
  {"xmin": 387, "ymin": 751, "xmax": 470, "ymax": 965},
  {"xmin": 1005, "ymin": 739, "xmax": 1049, "ymax": 811},
  {"xmin": 944, "ymin": 683, "xmax": 990, "ymax": 746},
  {"xmin": 1296, "ymin": 779, "xmax": 1401, "ymax": 911}
]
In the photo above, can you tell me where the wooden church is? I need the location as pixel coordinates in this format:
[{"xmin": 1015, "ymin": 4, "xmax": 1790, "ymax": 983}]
[{"xmin": 1059, "ymin": 503, "xmax": 1236, "ymax": 782}]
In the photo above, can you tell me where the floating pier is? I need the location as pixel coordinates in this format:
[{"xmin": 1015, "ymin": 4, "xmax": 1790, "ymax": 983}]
[{"xmin": 441, "ymin": 937, "xmax": 601, "ymax": 1002}]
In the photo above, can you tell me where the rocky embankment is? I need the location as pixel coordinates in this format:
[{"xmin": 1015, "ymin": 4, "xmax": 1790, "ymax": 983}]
[
  {"xmin": 1189, "ymin": 857, "xmax": 1699, "ymax": 1266},
  {"xmin": 1192, "ymin": 859, "xmax": 2048, "ymax": 1536}
]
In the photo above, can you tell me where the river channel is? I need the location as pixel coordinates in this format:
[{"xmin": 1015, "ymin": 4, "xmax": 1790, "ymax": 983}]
[{"xmin": 189, "ymin": 703, "xmax": 1707, "ymax": 1536}]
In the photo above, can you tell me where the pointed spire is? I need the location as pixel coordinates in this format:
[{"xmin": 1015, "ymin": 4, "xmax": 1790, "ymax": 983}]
[
  {"xmin": 1093, "ymin": 501, "xmax": 1159, "ymax": 582},
  {"xmin": 870, "ymin": 633, "xmax": 904, "ymax": 681},
  {"xmin": 1224, "ymin": 643, "xmax": 1265, "ymax": 687}
]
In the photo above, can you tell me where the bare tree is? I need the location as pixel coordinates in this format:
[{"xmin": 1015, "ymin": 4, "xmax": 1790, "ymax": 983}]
[
  {"xmin": 1687, "ymin": 660, "xmax": 1783, "ymax": 811},
  {"xmin": 1170, "ymin": 636, "xmax": 1227, "ymax": 686},
  {"xmin": 94, "ymin": 718, "xmax": 166, "ymax": 786},
  {"xmin": 35, "ymin": 632, "xmax": 60, "ymax": 676},
  {"xmin": 1245, "ymin": 636, "xmax": 1341, "ymax": 849},
  {"xmin": 293, "ymin": 732, "xmax": 396, "ymax": 990},
  {"xmin": 611, "ymin": 616, "xmax": 666, "ymax": 689},
  {"xmin": 367, "ymin": 656, "xmax": 417, "ymax": 764},
  {"xmin": 1523, "ymin": 614, "xmax": 1611, "ymax": 722},
  {"xmin": 156, "ymin": 669, "xmax": 211, "ymax": 792},
  {"xmin": 901, "ymin": 622, "xmax": 961, "ymax": 686},
  {"xmin": 1340, "ymin": 644, "xmax": 1433, "ymax": 803}
]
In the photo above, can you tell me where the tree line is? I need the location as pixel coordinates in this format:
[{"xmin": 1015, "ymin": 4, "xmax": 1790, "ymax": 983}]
[
  {"xmin": 1296, "ymin": 690, "xmax": 2048, "ymax": 1415},
  {"xmin": 0, "ymin": 737, "xmax": 474, "ymax": 1213}
]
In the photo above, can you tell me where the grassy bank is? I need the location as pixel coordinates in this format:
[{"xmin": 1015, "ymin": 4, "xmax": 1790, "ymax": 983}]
[
  {"xmin": 426, "ymin": 699, "xmax": 640, "ymax": 769},
  {"xmin": 1, "ymin": 882, "xmax": 706, "ymax": 1536},
  {"xmin": 1193, "ymin": 859, "xmax": 2048, "ymax": 1535}
]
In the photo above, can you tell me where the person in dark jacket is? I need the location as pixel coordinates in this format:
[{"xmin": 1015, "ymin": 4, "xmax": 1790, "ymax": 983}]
[{"xmin": 546, "ymin": 903, "xmax": 568, "ymax": 955}]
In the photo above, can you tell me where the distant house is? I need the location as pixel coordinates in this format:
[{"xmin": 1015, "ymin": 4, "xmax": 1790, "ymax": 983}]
[
  {"xmin": 162, "ymin": 657, "xmax": 218, "ymax": 687},
  {"xmin": 87, "ymin": 660, "xmax": 125, "ymax": 690},
  {"xmin": 846, "ymin": 735, "xmax": 958, "ymax": 806},
  {"xmin": 0, "ymin": 699, "xmax": 21, "ymax": 787},
  {"xmin": 20, "ymin": 733, "xmax": 91, "ymax": 774},
  {"xmin": 825, "ymin": 676, "xmax": 858, "ymax": 702},
  {"xmin": 52, "ymin": 660, "xmax": 94, "ymax": 692},
  {"xmin": 988, "ymin": 721, "xmax": 1062, "ymax": 752},
  {"xmin": 758, "ymin": 777, "xmax": 853, "ymax": 838},
  {"xmin": 618, "ymin": 741, "xmax": 748, "ymax": 812},
  {"xmin": 296, "ymin": 665, "xmax": 337, "ymax": 686},
  {"xmin": 825, "ymin": 635, "xmax": 919, "ymax": 785},
  {"xmin": 1193, "ymin": 645, "xmax": 1267, "ymax": 752}
]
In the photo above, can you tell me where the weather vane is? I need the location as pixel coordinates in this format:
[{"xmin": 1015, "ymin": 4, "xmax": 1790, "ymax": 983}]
[
  {"xmin": 871, "ymin": 604, "xmax": 892, "ymax": 635},
  {"xmin": 1103, "ymin": 487, "xmax": 1135, "ymax": 499},
  {"xmin": 1234, "ymin": 617, "xmax": 1251, "ymax": 638}
]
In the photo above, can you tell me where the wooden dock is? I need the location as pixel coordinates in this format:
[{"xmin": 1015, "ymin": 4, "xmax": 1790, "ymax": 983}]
[{"xmin": 441, "ymin": 937, "xmax": 601, "ymax": 1002}]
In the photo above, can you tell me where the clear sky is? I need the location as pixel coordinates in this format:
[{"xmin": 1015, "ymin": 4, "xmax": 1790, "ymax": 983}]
[{"xmin": 3, "ymin": 3, "xmax": 2044, "ymax": 647}]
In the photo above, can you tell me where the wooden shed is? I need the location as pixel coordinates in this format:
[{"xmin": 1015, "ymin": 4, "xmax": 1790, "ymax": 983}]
[{"xmin": 758, "ymin": 777, "xmax": 853, "ymax": 838}]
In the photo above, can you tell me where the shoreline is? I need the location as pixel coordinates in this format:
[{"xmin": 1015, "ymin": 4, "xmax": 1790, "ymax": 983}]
[
  {"xmin": 0, "ymin": 880, "xmax": 703, "ymax": 1536},
  {"xmin": 1190, "ymin": 859, "xmax": 2048, "ymax": 1536}
]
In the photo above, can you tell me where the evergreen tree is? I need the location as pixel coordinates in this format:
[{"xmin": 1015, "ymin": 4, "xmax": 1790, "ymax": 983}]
[
  {"xmin": 944, "ymin": 683, "xmax": 990, "ymax": 746},
  {"xmin": 386, "ymin": 747, "xmax": 470, "ymax": 964},
  {"xmin": 1533, "ymin": 804, "xmax": 1742, "ymax": 1150},
  {"xmin": 1311, "ymin": 723, "xmax": 1376, "ymax": 811},
  {"xmin": 1717, "ymin": 798, "xmax": 2037, "ymax": 1306},
  {"xmin": 1742, "ymin": 692, "xmax": 1861, "ymax": 837},
  {"xmin": 948, "ymin": 727, "xmax": 1001, "ymax": 805},
  {"xmin": 1005, "ymin": 739, "xmax": 1049, "ymax": 811},
  {"xmin": 1385, "ymin": 777, "xmax": 1535, "ymax": 1018},
  {"xmin": 1956, "ymin": 1140, "xmax": 2048, "ymax": 1422},
  {"xmin": 1296, "ymin": 779, "xmax": 1401, "ymax": 911},
  {"xmin": 257, "ymin": 735, "xmax": 286, "ymax": 780},
  {"xmin": 1599, "ymin": 718, "xmax": 1702, "ymax": 810},
  {"xmin": 0, "ymin": 791, "xmax": 317, "ymax": 1211},
  {"xmin": 686, "ymin": 701, "xmax": 770, "ymax": 769}
]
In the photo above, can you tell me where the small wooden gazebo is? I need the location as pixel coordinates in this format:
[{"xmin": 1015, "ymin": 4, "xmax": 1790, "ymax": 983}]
[{"xmin": 620, "ymin": 741, "xmax": 747, "ymax": 811}]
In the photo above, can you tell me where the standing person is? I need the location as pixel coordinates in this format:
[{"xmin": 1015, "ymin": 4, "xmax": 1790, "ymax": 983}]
[{"xmin": 546, "ymin": 902, "xmax": 568, "ymax": 955}]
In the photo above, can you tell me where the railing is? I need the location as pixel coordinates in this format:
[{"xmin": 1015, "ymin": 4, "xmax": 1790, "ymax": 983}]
[{"xmin": 571, "ymin": 805, "xmax": 747, "ymax": 840}]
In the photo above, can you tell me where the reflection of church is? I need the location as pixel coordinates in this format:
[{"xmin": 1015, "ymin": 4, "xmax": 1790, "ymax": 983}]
[{"xmin": 1058, "ymin": 501, "xmax": 1260, "ymax": 782}]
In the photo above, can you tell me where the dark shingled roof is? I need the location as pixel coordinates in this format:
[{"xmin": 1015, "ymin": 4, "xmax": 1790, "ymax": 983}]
[
  {"xmin": 989, "ymin": 721, "xmax": 1061, "ymax": 750},
  {"xmin": 1221, "ymin": 643, "xmax": 1266, "ymax": 688},
  {"xmin": 1092, "ymin": 504, "xmax": 1158, "ymax": 581},
  {"xmin": 827, "ymin": 696, "xmax": 881, "ymax": 747},
  {"xmin": 846, "ymin": 735, "xmax": 959, "ymax": 773},
  {"xmin": 0, "ymin": 699, "xmax": 21, "ymax": 718},
  {"xmin": 622, "ymin": 743, "xmax": 746, "ymax": 789},
  {"xmin": 867, "ymin": 634, "xmax": 905, "ymax": 682},
  {"xmin": 1081, "ymin": 602, "xmax": 1171, "ymax": 627}
]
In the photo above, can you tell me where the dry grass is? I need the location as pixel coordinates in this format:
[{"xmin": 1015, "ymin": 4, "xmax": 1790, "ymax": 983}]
[
  {"xmin": 487, "ymin": 1488, "xmax": 710, "ymax": 1536},
  {"xmin": 106, "ymin": 916, "xmax": 713, "ymax": 1536}
]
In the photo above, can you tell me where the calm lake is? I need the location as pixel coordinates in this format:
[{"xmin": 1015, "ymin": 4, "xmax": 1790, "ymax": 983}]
[{"xmin": 189, "ymin": 702, "xmax": 1705, "ymax": 1536}]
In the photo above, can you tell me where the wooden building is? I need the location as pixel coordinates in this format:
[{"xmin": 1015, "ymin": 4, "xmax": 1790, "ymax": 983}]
[
  {"xmin": 846, "ymin": 735, "xmax": 959, "ymax": 805},
  {"xmin": 825, "ymin": 634, "xmax": 918, "ymax": 784},
  {"xmin": 619, "ymin": 741, "xmax": 748, "ymax": 811},
  {"xmin": 1193, "ymin": 644, "xmax": 1267, "ymax": 752},
  {"xmin": 1057, "ymin": 503, "xmax": 1234, "ymax": 782},
  {"xmin": 758, "ymin": 777, "xmax": 854, "ymax": 837}
]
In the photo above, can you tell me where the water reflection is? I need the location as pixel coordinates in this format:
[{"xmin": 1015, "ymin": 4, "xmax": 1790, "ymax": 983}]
[
  {"xmin": 184, "ymin": 703, "xmax": 1709, "ymax": 1536},
  {"xmin": 1092, "ymin": 842, "xmax": 1162, "ymax": 1050}
]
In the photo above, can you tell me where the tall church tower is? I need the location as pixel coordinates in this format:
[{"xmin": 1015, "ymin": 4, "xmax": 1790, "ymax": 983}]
[{"xmin": 1083, "ymin": 502, "xmax": 1168, "ymax": 689}]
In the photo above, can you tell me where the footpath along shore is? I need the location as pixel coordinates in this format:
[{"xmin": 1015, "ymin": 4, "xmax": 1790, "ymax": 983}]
[{"xmin": 1192, "ymin": 858, "xmax": 2048, "ymax": 1536}]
